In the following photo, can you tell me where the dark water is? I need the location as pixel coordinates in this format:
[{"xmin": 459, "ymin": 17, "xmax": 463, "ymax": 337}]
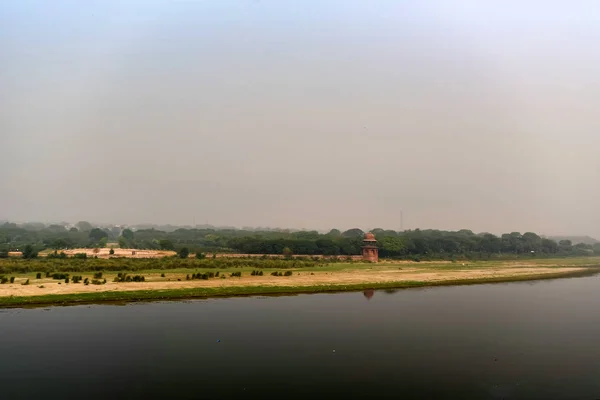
[{"xmin": 2, "ymin": 275, "xmax": 600, "ymax": 399}]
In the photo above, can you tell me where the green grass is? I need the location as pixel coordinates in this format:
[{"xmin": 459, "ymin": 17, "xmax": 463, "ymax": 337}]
[{"xmin": 1, "ymin": 267, "xmax": 598, "ymax": 309}]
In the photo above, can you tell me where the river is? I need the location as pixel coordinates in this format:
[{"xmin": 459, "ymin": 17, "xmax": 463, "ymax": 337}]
[{"xmin": 1, "ymin": 274, "xmax": 600, "ymax": 399}]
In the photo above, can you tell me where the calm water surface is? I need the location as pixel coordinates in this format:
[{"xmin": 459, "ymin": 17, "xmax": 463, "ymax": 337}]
[{"xmin": 2, "ymin": 275, "xmax": 600, "ymax": 399}]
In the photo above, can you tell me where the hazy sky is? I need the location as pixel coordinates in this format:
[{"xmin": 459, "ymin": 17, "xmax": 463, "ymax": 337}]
[{"xmin": 2, "ymin": 1, "xmax": 600, "ymax": 235}]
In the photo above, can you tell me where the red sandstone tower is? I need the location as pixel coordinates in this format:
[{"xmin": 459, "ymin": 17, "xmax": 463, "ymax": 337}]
[{"xmin": 362, "ymin": 232, "xmax": 379, "ymax": 262}]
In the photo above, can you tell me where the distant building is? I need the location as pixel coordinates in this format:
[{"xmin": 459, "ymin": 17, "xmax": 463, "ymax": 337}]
[{"xmin": 362, "ymin": 232, "xmax": 379, "ymax": 262}]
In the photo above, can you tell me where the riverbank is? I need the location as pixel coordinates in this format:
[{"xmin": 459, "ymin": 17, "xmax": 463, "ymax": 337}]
[{"xmin": 1, "ymin": 259, "xmax": 599, "ymax": 308}]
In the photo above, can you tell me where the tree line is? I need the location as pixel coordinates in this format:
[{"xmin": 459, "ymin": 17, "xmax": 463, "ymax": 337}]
[{"xmin": 1, "ymin": 222, "xmax": 598, "ymax": 260}]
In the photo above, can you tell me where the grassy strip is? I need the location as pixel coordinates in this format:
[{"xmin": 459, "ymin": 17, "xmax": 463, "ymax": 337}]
[{"xmin": 1, "ymin": 267, "xmax": 598, "ymax": 309}]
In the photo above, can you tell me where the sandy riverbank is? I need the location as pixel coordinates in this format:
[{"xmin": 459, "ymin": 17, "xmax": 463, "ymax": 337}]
[{"xmin": 0, "ymin": 266, "xmax": 588, "ymax": 299}]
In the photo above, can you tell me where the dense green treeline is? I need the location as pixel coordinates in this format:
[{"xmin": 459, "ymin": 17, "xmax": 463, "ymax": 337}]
[{"xmin": 1, "ymin": 222, "xmax": 599, "ymax": 259}]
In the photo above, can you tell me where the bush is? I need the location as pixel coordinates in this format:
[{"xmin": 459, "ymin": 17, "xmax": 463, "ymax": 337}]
[
  {"xmin": 10, "ymin": 277, "xmax": 15, "ymax": 283},
  {"xmin": 178, "ymin": 247, "xmax": 190, "ymax": 259},
  {"xmin": 22, "ymin": 245, "xmax": 38, "ymax": 259},
  {"xmin": 195, "ymin": 252, "xmax": 206, "ymax": 260},
  {"xmin": 72, "ymin": 276, "xmax": 82, "ymax": 283},
  {"xmin": 65, "ymin": 277, "xmax": 69, "ymax": 283},
  {"xmin": 0, "ymin": 276, "xmax": 8, "ymax": 284},
  {"xmin": 52, "ymin": 273, "xmax": 70, "ymax": 280},
  {"xmin": 161, "ymin": 273, "xmax": 165, "ymax": 277},
  {"xmin": 271, "ymin": 271, "xmax": 279, "ymax": 276},
  {"xmin": 36, "ymin": 272, "xmax": 42, "ymax": 279},
  {"xmin": 73, "ymin": 253, "xmax": 87, "ymax": 260},
  {"xmin": 22, "ymin": 279, "xmax": 30, "ymax": 285},
  {"xmin": 93, "ymin": 272, "xmax": 103, "ymax": 279},
  {"xmin": 230, "ymin": 271, "xmax": 241, "ymax": 277},
  {"xmin": 47, "ymin": 251, "xmax": 67, "ymax": 259},
  {"xmin": 84, "ymin": 278, "xmax": 89, "ymax": 285},
  {"xmin": 91, "ymin": 279, "xmax": 105, "ymax": 285},
  {"xmin": 109, "ymin": 248, "xmax": 115, "ymax": 255},
  {"xmin": 284, "ymin": 270, "xmax": 293, "ymax": 276}
]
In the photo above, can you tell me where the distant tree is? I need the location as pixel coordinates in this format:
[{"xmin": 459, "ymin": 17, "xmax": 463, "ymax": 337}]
[
  {"xmin": 98, "ymin": 237, "xmax": 108, "ymax": 248},
  {"xmin": 326, "ymin": 229, "xmax": 342, "ymax": 237},
  {"xmin": 22, "ymin": 244, "xmax": 38, "ymax": 259},
  {"xmin": 69, "ymin": 227, "xmax": 79, "ymax": 233},
  {"xmin": 89, "ymin": 228, "xmax": 108, "ymax": 242},
  {"xmin": 342, "ymin": 228, "xmax": 364, "ymax": 238},
  {"xmin": 158, "ymin": 239, "xmax": 175, "ymax": 251},
  {"xmin": 109, "ymin": 248, "xmax": 115, "ymax": 255},
  {"xmin": 195, "ymin": 252, "xmax": 206, "ymax": 259},
  {"xmin": 76, "ymin": 221, "xmax": 93, "ymax": 232},
  {"xmin": 118, "ymin": 237, "xmax": 127, "ymax": 249},
  {"xmin": 178, "ymin": 247, "xmax": 190, "ymax": 259},
  {"xmin": 122, "ymin": 229, "xmax": 135, "ymax": 241},
  {"xmin": 282, "ymin": 247, "xmax": 293, "ymax": 258},
  {"xmin": 0, "ymin": 250, "xmax": 8, "ymax": 258}
]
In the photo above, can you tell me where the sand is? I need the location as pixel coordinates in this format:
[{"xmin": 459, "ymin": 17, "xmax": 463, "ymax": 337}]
[{"xmin": 0, "ymin": 267, "xmax": 582, "ymax": 298}]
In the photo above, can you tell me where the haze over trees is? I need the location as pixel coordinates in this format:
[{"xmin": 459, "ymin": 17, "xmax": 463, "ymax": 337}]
[{"xmin": 0, "ymin": 222, "xmax": 598, "ymax": 260}]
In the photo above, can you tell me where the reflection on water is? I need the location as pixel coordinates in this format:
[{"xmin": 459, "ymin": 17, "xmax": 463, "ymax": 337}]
[{"xmin": 2, "ymin": 274, "xmax": 600, "ymax": 399}]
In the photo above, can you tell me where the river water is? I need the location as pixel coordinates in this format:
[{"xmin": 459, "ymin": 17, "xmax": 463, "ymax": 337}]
[{"xmin": 2, "ymin": 274, "xmax": 600, "ymax": 399}]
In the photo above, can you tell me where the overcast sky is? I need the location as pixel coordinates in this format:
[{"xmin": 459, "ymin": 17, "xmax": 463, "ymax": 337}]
[{"xmin": 1, "ymin": 1, "xmax": 600, "ymax": 235}]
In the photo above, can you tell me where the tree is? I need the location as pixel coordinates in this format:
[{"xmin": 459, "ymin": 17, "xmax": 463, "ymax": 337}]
[
  {"xmin": 98, "ymin": 237, "xmax": 108, "ymax": 248},
  {"xmin": 178, "ymin": 247, "xmax": 190, "ymax": 259},
  {"xmin": 109, "ymin": 248, "xmax": 115, "ymax": 255},
  {"xmin": 158, "ymin": 239, "xmax": 175, "ymax": 251},
  {"xmin": 89, "ymin": 228, "xmax": 108, "ymax": 242},
  {"xmin": 282, "ymin": 247, "xmax": 293, "ymax": 258},
  {"xmin": 76, "ymin": 221, "xmax": 93, "ymax": 232},
  {"xmin": 122, "ymin": 229, "xmax": 134, "ymax": 241},
  {"xmin": 342, "ymin": 228, "xmax": 364, "ymax": 238},
  {"xmin": 22, "ymin": 244, "xmax": 38, "ymax": 259},
  {"xmin": 326, "ymin": 229, "xmax": 341, "ymax": 237},
  {"xmin": 118, "ymin": 237, "xmax": 127, "ymax": 249}
]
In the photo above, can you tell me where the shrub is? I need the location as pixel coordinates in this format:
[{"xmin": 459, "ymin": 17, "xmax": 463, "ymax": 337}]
[
  {"xmin": 36, "ymin": 272, "xmax": 42, "ymax": 279},
  {"xmin": 65, "ymin": 277, "xmax": 69, "ymax": 283},
  {"xmin": 84, "ymin": 278, "xmax": 89, "ymax": 284},
  {"xmin": 230, "ymin": 271, "xmax": 241, "ymax": 277},
  {"xmin": 284, "ymin": 270, "xmax": 293, "ymax": 276},
  {"xmin": 22, "ymin": 245, "xmax": 38, "ymax": 259},
  {"xmin": 10, "ymin": 277, "xmax": 15, "ymax": 283},
  {"xmin": 91, "ymin": 279, "xmax": 104, "ymax": 285},
  {"xmin": 0, "ymin": 276, "xmax": 7, "ymax": 284},
  {"xmin": 93, "ymin": 272, "xmax": 103, "ymax": 279},
  {"xmin": 271, "ymin": 271, "xmax": 279, "ymax": 277},
  {"xmin": 22, "ymin": 279, "xmax": 30, "ymax": 285},
  {"xmin": 195, "ymin": 252, "xmax": 206, "ymax": 260},
  {"xmin": 46, "ymin": 271, "xmax": 51, "ymax": 278},
  {"xmin": 109, "ymin": 248, "xmax": 115, "ymax": 255},
  {"xmin": 178, "ymin": 247, "xmax": 190, "ymax": 259},
  {"xmin": 186, "ymin": 274, "xmax": 190, "ymax": 280},
  {"xmin": 72, "ymin": 276, "xmax": 82, "ymax": 283},
  {"xmin": 161, "ymin": 273, "xmax": 165, "ymax": 277},
  {"xmin": 215, "ymin": 271, "xmax": 220, "ymax": 277},
  {"xmin": 74, "ymin": 253, "xmax": 87, "ymax": 260}
]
